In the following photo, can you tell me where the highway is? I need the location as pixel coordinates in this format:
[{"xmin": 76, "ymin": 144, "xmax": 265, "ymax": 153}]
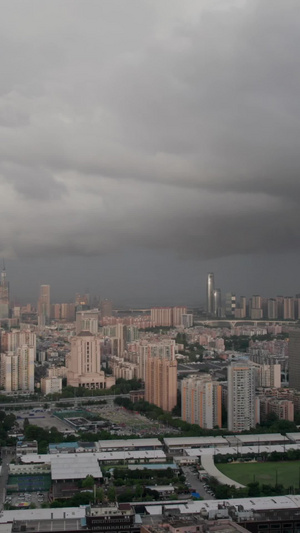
[{"xmin": 0, "ymin": 393, "xmax": 130, "ymax": 410}]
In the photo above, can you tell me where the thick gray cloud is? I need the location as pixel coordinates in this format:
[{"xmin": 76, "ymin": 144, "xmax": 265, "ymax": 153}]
[{"xmin": 0, "ymin": 0, "xmax": 300, "ymax": 301}]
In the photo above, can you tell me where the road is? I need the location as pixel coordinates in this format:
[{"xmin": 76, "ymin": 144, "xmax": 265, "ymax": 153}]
[
  {"xmin": 0, "ymin": 393, "xmax": 130, "ymax": 410},
  {"xmin": 181, "ymin": 465, "xmax": 215, "ymax": 500},
  {"xmin": 0, "ymin": 451, "xmax": 14, "ymax": 511}
]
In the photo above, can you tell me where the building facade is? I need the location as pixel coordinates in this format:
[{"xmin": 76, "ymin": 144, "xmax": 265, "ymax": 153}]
[
  {"xmin": 66, "ymin": 331, "xmax": 115, "ymax": 390},
  {"xmin": 181, "ymin": 374, "xmax": 222, "ymax": 429},
  {"xmin": 228, "ymin": 361, "xmax": 259, "ymax": 432}
]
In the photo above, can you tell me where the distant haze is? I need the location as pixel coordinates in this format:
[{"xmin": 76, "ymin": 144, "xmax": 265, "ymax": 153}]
[{"xmin": 1, "ymin": 1, "xmax": 300, "ymax": 305}]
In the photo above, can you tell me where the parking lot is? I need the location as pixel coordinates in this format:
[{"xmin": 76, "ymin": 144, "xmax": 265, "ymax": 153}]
[
  {"xmin": 6, "ymin": 490, "xmax": 48, "ymax": 508},
  {"xmin": 15, "ymin": 411, "xmax": 73, "ymax": 433},
  {"xmin": 181, "ymin": 465, "xmax": 215, "ymax": 500}
]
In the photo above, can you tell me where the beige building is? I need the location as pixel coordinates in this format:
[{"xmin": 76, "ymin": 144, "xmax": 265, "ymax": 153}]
[
  {"xmin": 288, "ymin": 329, "xmax": 300, "ymax": 391},
  {"xmin": 1, "ymin": 345, "xmax": 34, "ymax": 392},
  {"xmin": 66, "ymin": 332, "xmax": 115, "ymax": 390},
  {"xmin": 76, "ymin": 309, "xmax": 99, "ymax": 335},
  {"xmin": 181, "ymin": 374, "xmax": 222, "ymax": 429},
  {"xmin": 41, "ymin": 377, "xmax": 62, "ymax": 395},
  {"xmin": 256, "ymin": 363, "xmax": 281, "ymax": 388},
  {"xmin": 150, "ymin": 307, "xmax": 173, "ymax": 327},
  {"xmin": 145, "ymin": 347, "xmax": 177, "ymax": 412}
]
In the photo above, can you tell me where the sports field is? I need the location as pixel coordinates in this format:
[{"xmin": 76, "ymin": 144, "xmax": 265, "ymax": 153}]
[{"xmin": 217, "ymin": 461, "xmax": 300, "ymax": 488}]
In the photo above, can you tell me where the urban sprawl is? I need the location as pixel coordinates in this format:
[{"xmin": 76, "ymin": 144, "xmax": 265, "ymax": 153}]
[{"xmin": 1, "ymin": 269, "xmax": 300, "ymax": 532}]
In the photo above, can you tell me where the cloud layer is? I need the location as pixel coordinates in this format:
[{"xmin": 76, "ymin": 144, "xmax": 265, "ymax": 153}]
[{"xmin": 1, "ymin": 0, "xmax": 300, "ymax": 263}]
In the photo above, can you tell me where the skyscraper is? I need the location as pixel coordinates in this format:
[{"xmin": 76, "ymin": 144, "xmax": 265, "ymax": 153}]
[
  {"xmin": 181, "ymin": 374, "xmax": 222, "ymax": 429},
  {"xmin": 227, "ymin": 360, "xmax": 259, "ymax": 432},
  {"xmin": 37, "ymin": 284, "xmax": 50, "ymax": 324},
  {"xmin": 213, "ymin": 289, "xmax": 222, "ymax": 317},
  {"xmin": 0, "ymin": 263, "xmax": 9, "ymax": 319},
  {"xmin": 288, "ymin": 329, "xmax": 300, "ymax": 391},
  {"xmin": 206, "ymin": 273, "xmax": 214, "ymax": 315}
]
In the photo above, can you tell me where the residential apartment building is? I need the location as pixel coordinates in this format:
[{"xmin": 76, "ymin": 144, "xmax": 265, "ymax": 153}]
[
  {"xmin": 145, "ymin": 344, "xmax": 177, "ymax": 412},
  {"xmin": 227, "ymin": 361, "xmax": 259, "ymax": 432},
  {"xmin": 181, "ymin": 374, "xmax": 222, "ymax": 429},
  {"xmin": 1, "ymin": 345, "xmax": 34, "ymax": 392}
]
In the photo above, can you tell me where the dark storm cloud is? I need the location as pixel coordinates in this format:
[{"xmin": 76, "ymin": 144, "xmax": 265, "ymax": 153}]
[{"xmin": 0, "ymin": 0, "xmax": 299, "ymax": 262}]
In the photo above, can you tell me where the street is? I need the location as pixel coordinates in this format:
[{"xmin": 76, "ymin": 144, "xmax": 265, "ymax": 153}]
[
  {"xmin": 0, "ymin": 451, "xmax": 14, "ymax": 511},
  {"xmin": 181, "ymin": 465, "xmax": 215, "ymax": 500}
]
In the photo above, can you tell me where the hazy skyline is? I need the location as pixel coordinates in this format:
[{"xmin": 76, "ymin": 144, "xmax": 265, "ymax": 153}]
[{"xmin": 1, "ymin": 1, "xmax": 300, "ymax": 305}]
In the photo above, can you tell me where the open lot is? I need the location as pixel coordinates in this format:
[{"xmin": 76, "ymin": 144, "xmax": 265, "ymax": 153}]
[
  {"xmin": 15, "ymin": 411, "xmax": 74, "ymax": 433},
  {"xmin": 88, "ymin": 404, "xmax": 179, "ymax": 436},
  {"xmin": 217, "ymin": 461, "xmax": 300, "ymax": 489}
]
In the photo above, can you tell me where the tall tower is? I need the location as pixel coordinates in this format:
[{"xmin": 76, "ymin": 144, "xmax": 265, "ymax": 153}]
[
  {"xmin": 206, "ymin": 273, "xmax": 214, "ymax": 315},
  {"xmin": 228, "ymin": 361, "xmax": 259, "ymax": 432},
  {"xmin": 213, "ymin": 289, "xmax": 222, "ymax": 317},
  {"xmin": 38, "ymin": 284, "xmax": 50, "ymax": 324},
  {"xmin": 0, "ymin": 262, "xmax": 9, "ymax": 319},
  {"xmin": 288, "ymin": 329, "xmax": 300, "ymax": 390}
]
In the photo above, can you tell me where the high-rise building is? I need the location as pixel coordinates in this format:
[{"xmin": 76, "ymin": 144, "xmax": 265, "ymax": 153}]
[
  {"xmin": 227, "ymin": 361, "xmax": 259, "ymax": 432},
  {"xmin": 250, "ymin": 295, "xmax": 263, "ymax": 320},
  {"xmin": 225, "ymin": 292, "xmax": 236, "ymax": 317},
  {"xmin": 37, "ymin": 284, "xmax": 50, "ymax": 324},
  {"xmin": 206, "ymin": 273, "xmax": 214, "ymax": 315},
  {"xmin": 150, "ymin": 307, "xmax": 172, "ymax": 327},
  {"xmin": 213, "ymin": 289, "xmax": 222, "ymax": 317},
  {"xmin": 276, "ymin": 296, "xmax": 284, "ymax": 319},
  {"xmin": 0, "ymin": 345, "xmax": 34, "ymax": 392},
  {"xmin": 76, "ymin": 309, "xmax": 99, "ymax": 335},
  {"xmin": 100, "ymin": 299, "xmax": 113, "ymax": 318},
  {"xmin": 0, "ymin": 264, "xmax": 9, "ymax": 319},
  {"xmin": 75, "ymin": 293, "xmax": 90, "ymax": 309},
  {"xmin": 61, "ymin": 303, "xmax": 75, "ymax": 321},
  {"xmin": 66, "ymin": 332, "xmax": 115, "ymax": 390},
  {"xmin": 256, "ymin": 363, "xmax": 281, "ymax": 388},
  {"xmin": 181, "ymin": 374, "xmax": 222, "ymax": 429},
  {"xmin": 172, "ymin": 306, "xmax": 187, "ymax": 326},
  {"xmin": 182, "ymin": 314, "xmax": 194, "ymax": 328},
  {"xmin": 283, "ymin": 297, "xmax": 295, "ymax": 320},
  {"xmin": 268, "ymin": 298, "xmax": 278, "ymax": 319},
  {"xmin": 288, "ymin": 329, "xmax": 300, "ymax": 391},
  {"xmin": 145, "ymin": 342, "xmax": 177, "ymax": 412}
]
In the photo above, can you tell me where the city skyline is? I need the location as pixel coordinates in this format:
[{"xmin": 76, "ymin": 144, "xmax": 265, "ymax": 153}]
[{"xmin": 0, "ymin": 2, "xmax": 300, "ymax": 305}]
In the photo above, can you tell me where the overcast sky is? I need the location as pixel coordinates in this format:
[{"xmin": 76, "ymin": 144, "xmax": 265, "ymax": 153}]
[{"xmin": 1, "ymin": 0, "xmax": 300, "ymax": 306}]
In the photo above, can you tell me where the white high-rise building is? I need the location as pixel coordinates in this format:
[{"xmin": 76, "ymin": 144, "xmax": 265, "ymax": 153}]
[{"xmin": 228, "ymin": 361, "xmax": 259, "ymax": 432}]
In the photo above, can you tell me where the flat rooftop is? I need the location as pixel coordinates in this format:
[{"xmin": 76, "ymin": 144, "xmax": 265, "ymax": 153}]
[
  {"xmin": 164, "ymin": 436, "xmax": 227, "ymax": 447},
  {"xmin": 21, "ymin": 449, "xmax": 166, "ymax": 466},
  {"xmin": 164, "ymin": 434, "xmax": 294, "ymax": 448},
  {"xmin": 97, "ymin": 438, "xmax": 162, "ymax": 449},
  {"xmin": 51, "ymin": 454, "xmax": 102, "ymax": 481}
]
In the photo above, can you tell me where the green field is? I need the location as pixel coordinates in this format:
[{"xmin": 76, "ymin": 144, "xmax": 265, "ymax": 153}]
[{"xmin": 217, "ymin": 461, "xmax": 300, "ymax": 488}]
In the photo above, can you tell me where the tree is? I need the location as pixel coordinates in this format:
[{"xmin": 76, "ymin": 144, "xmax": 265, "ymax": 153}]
[
  {"xmin": 107, "ymin": 486, "xmax": 116, "ymax": 502},
  {"xmin": 96, "ymin": 488, "xmax": 105, "ymax": 502},
  {"xmin": 82, "ymin": 475, "xmax": 94, "ymax": 489},
  {"xmin": 135, "ymin": 484, "xmax": 143, "ymax": 499}
]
